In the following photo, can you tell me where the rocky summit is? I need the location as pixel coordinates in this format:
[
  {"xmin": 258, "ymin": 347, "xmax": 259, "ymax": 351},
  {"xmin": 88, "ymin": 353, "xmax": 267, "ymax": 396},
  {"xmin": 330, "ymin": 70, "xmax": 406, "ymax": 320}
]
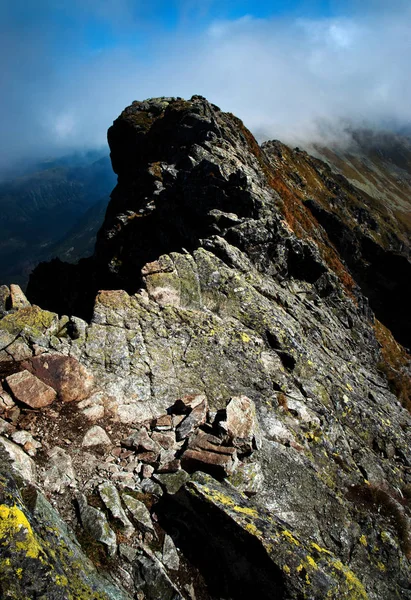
[{"xmin": 1, "ymin": 96, "xmax": 410, "ymax": 599}]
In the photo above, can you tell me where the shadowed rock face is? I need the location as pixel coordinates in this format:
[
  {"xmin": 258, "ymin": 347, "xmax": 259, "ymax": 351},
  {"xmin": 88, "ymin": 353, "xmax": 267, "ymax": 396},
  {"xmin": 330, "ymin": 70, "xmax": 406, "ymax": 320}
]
[{"xmin": 4, "ymin": 96, "xmax": 410, "ymax": 599}]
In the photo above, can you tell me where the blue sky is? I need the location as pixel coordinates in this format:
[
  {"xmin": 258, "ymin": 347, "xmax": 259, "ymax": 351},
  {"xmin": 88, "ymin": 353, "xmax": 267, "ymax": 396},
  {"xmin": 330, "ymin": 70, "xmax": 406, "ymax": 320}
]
[{"xmin": 1, "ymin": 0, "xmax": 411, "ymax": 170}]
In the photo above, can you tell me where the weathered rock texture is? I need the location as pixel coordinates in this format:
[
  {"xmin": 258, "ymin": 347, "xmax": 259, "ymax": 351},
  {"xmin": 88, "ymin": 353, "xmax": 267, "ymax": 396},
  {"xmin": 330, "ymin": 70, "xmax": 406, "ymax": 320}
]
[{"xmin": 0, "ymin": 96, "xmax": 410, "ymax": 599}]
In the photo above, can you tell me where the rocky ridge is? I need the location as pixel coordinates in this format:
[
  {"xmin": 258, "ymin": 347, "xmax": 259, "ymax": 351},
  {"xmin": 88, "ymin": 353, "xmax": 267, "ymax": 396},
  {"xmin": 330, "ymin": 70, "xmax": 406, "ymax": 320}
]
[{"xmin": 0, "ymin": 96, "xmax": 410, "ymax": 599}]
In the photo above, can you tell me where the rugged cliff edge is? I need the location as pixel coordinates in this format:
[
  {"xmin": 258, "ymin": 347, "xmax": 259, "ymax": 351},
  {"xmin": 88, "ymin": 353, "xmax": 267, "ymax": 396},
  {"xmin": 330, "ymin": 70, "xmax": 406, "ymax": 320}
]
[{"xmin": 0, "ymin": 96, "xmax": 410, "ymax": 599}]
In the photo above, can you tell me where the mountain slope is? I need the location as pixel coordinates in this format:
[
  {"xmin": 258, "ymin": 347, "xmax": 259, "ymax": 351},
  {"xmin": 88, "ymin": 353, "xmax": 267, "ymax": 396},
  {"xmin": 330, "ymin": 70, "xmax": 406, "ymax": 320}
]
[{"xmin": 0, "ymin": 95, "xmax": 408, "ymax": 600}]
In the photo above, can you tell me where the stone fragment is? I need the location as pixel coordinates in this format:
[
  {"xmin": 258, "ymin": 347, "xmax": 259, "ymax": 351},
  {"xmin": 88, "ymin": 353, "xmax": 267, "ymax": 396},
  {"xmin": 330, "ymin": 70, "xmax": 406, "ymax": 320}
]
[
  {"xmin": 10, "ymin": 284, "xmax": 30, "ymax": 309},
  {"xmin": 22, "ymin": 353, "xmax": 94, "ymax": 402},
  {"xmin": 151, "ymin": 431, "xmax": 177, "ymax": 450},
  {"xmin": 162, "ymin": 534, "xmax": 180, "ymax": 571},
  {"xmin": 5, "ymin": 339, "xmax": 32, "ymax": 361},
  {"xmin": 77, "ymin": 493, "xmax": 117, "ymax": 557},
  {"xmin": 175, "ymin": 397, "xmax": 208, "ymax": 442},
  {"xmin": 181, "ymin": 447, "xmax": 238, "ymax": 478},
  {"xmin": 142, "ymin": 464, "xmax": 155, "ymax": 479},
  {"xmin": 181, "ymin": 430, "xmax": 238, "ymax": 478},
  {"xmin": 154, "ymin": 470, "xmax": 190, "ymax": 495},
  {"xmin": 119, "ymin": 543, "xmax": 138, "ymax": 563},
  {"xmin": 6, "ymin": 370, "xmax": 57, "ymax": 408},
  {"xmin": 224, "ymin": 395, "xmax": 259, "ymax": 454},
  {"xmin": 122, "ymin": 493, "xmax": 155, "ymax": 536},
  {"xmin": 82, "ymin": 425, "xmax": 112, "ymax": 448},
  {"xmin": 98, "ymin": 482, "xmax": 134, "ymax": 537},
  {"xmin": 152, "ymin": 414, "xmax": 173, "ymax": 431},
  {"xmin": 141, "ymin": 479, "xmax": 163, "ymax": 496},
  {"xmin": 0, "ymin": 435, "xmax": 36, "ymax": 482},
  {"xmin": 43, "ymin": 446, "xmax": 77, "ymax": 492},
  {"xmin": 133, "ymin": 544, "xmax": 183, "ymax": 600},
  {"xmin": 11, "ymin": 430, "xmax": 42, "ymax": 457}
]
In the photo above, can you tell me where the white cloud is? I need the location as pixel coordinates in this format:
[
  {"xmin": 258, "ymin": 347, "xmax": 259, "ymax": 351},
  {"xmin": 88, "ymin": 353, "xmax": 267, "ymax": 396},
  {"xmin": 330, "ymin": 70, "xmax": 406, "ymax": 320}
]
[{"xmin": 1, "ymin": 1, "xmax": 411, "ymax": 170}]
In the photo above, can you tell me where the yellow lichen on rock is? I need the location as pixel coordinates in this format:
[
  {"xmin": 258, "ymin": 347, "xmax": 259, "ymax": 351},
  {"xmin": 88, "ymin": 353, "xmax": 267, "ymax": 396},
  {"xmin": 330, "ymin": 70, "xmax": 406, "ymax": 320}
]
[{"xmin": 0, "ymin": 503, "xmax": 41, "ymax": 559}]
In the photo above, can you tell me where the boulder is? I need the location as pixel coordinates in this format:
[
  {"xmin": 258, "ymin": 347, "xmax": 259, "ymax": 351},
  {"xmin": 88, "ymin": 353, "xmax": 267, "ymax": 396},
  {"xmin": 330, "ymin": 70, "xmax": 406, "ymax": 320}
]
[
  {"xmin": 6, "ymin": 370, "xmax": 57, "ymax": 408},
  {"xmin": 22, "ymin": 353, "xmax": 94, "ymax": 402}
]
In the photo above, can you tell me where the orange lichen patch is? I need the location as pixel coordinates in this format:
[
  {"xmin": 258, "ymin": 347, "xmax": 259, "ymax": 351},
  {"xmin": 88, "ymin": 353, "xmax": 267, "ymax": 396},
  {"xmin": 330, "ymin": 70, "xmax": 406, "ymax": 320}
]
[{"xmin": 375, "ymin": 320, "xmax": 411, "ymax": 411}]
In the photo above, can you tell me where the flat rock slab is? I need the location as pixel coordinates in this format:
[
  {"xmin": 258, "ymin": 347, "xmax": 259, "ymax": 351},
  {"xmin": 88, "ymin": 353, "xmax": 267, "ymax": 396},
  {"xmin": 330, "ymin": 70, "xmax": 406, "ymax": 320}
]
[
  {"xmin": 22, "ymin": 353, "xmax": 94, "ymax": 403},
  {"xmin": 6, "ymin": 370, "xmax": 57, "ymax": 408}
]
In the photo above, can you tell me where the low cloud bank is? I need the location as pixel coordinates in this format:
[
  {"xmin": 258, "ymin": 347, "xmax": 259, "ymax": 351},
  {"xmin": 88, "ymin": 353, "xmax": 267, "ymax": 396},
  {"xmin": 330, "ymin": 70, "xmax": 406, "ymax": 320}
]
[{"xmin": 1, "ymin": 1, "xmax": 411, "ymax": 171}]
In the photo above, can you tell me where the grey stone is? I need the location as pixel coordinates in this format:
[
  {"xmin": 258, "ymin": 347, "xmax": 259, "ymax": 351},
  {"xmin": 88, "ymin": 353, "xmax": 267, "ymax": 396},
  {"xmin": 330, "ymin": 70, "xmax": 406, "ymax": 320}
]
[
  {"xmin": 122, "ymin": 493, "xmax": 155, "ymax": 536},
  {"xmin": 141, "ymin": 479, "xmax": 164, "ymax": 496},
  {"xmin": 98, "ymin": 482, "xmax": 134, "ymax": 536},
  {"xmin": 0, "ymin": 435, "xmax": 36, "ymax": 482},
  {"xmin": 43, "ymin": 446, "xmax": 77, "ymax": 492},
  {"xmin": 162, "ymin": 534, "xmax": 180, "ymax": 570},
  {"xmin": 154, "ymin": 470, "xmax": 190, "ymax": 495},
  {"xmin": 77, "ymin": 493, "xmax": 117, "ymax": 557}
]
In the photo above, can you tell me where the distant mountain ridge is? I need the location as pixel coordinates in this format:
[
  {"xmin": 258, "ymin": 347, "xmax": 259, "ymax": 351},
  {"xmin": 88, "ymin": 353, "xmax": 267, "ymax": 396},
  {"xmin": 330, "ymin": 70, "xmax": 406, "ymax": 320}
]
[{"xmin": 0, "ymin": 151, "xmax": 115, "ymax": 286}]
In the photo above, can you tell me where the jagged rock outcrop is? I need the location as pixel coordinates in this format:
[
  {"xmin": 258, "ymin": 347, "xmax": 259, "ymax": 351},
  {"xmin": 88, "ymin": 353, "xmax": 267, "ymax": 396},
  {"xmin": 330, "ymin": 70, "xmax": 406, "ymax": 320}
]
[{"xmin": 1, "ymin": 96, "xmax": 411, "ymax": 599}]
